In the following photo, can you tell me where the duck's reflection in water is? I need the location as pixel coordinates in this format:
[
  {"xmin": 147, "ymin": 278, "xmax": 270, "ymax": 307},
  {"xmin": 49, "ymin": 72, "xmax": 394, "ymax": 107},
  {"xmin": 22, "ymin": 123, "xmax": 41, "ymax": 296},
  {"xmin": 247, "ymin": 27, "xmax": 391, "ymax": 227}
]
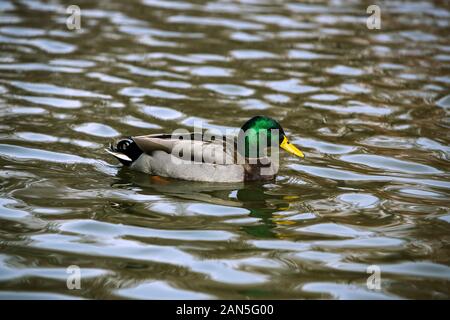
[{"xmin": 112, "ymin": 168, "xmax": 293, "ymax": 239}]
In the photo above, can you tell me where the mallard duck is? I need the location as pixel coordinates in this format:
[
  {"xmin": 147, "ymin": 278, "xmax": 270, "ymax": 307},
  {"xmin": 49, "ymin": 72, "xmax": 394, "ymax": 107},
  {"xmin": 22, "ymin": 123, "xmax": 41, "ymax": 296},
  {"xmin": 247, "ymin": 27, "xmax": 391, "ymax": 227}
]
[{"xmin": 107, "ymin": 116, "xmax": 304, "ymax": 182}]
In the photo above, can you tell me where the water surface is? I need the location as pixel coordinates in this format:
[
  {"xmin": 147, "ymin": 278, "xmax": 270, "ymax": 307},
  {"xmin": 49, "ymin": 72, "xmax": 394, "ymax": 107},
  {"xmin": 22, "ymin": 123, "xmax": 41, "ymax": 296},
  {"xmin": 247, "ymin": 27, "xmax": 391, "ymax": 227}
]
[{"xmin": 0, "ymin": 0, "xmax": 449, "ymax": 299}]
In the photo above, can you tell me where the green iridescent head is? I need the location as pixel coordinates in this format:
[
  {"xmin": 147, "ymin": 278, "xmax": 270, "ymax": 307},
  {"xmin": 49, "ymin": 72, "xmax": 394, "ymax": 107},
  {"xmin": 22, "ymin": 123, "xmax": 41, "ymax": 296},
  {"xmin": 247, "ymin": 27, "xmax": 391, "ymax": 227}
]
[{"xmin": 239, "ymin": 116, "xmax": 304, "ymax": 159}]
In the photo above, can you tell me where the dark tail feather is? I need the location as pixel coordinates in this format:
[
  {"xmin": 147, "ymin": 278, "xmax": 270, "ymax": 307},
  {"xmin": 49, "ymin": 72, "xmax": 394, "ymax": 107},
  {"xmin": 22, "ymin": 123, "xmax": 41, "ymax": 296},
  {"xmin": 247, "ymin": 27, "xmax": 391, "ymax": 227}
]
[{"xmin": 106, "ymin": 138, "xmax": 143, "ymax": 166}]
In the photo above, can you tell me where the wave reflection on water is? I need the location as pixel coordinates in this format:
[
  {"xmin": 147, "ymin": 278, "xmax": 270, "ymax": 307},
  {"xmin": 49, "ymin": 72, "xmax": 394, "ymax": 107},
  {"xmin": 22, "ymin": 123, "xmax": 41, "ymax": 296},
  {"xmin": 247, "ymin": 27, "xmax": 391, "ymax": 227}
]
[{"xmin": 0, "ymin": 0, "xmax": 449, "ymax": 299}]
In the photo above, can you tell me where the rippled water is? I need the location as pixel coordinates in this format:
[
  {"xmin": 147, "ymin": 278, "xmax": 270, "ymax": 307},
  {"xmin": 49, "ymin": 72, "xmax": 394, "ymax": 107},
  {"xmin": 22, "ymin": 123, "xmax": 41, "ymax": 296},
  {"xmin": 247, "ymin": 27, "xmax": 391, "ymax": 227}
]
[{"xmin": 0, "ymin": 0, "xmax": 449, "ymax": 299}]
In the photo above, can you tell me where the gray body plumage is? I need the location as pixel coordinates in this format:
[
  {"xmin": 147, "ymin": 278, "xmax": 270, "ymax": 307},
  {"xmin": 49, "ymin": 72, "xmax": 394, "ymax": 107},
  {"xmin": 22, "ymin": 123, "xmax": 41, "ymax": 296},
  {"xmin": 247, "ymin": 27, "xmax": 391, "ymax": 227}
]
[
  {"xmin": 108, "ymin": 133, "xmax": 278, "ymax": 182},
  {"xmin": 130, "ymin": 151, "xmax": 246, "ymax": 182}
]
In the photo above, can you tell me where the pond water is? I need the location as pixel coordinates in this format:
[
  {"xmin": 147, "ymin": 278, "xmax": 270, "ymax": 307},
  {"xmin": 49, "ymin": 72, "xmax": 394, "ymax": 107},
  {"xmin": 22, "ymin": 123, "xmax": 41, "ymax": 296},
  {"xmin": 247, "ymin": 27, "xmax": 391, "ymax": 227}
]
[{"xmin": 0, "ymin": 0, "xmax": 449, "ymax": 299}]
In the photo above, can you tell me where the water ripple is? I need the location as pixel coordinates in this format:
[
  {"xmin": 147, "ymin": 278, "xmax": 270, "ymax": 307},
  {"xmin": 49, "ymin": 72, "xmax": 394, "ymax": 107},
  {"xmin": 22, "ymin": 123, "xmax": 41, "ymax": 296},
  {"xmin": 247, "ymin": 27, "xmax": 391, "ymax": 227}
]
[{"xmin": 0, "ymin": 0, "xmax": 449, "ymax": 300}]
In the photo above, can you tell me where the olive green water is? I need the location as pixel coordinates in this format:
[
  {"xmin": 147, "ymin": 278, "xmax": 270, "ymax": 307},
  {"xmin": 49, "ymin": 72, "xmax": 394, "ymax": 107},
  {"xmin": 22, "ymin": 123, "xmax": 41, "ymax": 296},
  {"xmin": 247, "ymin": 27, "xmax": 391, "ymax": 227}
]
[{"xmin": 0, "ymin": 0, "xmax": 449, "ymax": 299}]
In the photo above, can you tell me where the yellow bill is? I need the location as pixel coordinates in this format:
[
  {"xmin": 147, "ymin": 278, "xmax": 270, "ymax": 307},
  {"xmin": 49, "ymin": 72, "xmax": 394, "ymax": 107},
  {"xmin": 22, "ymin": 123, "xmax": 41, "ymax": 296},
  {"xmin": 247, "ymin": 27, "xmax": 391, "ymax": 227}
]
[{"xmin": 280, "ymin": 136, "xmax": 304, "ymax": 158}]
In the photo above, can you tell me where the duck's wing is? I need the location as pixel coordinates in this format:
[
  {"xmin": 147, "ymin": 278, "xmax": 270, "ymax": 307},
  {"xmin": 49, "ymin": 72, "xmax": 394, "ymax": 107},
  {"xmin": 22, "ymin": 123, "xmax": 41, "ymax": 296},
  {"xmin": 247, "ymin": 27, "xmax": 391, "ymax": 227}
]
[
  {"xmin": 132, "ymin": 133, "xmax": 236, "ymax": 165},
  {"xmin": 132, "ymin": 133, "xmax": 179, "ymax": 154}
]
